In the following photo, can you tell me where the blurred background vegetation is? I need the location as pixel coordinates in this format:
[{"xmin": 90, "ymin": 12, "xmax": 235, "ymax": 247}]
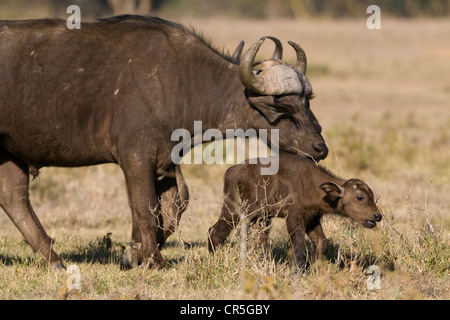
[{"xmin": 0, "ymin": 0, "xmax": 449, "ymax": 20}]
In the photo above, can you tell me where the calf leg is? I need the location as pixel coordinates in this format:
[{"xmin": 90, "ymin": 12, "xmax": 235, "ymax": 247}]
[
  {"xmin": 286, "ymin": 212, "xmax": 307, "ymax": 269},
  {"xmin": 306, "ymin": 217, "xmax": 328, "ymax": 263},
  {"xmin": 208, "ymin": 201, "xmax": 240, "ymax": 253},
  {"xmin": 0, "ymin": 149, "xmax": 62, "ymax": 268},
  {"xmin": 252, "ymin": 214, "xmax": 273, "ymax": 254}
]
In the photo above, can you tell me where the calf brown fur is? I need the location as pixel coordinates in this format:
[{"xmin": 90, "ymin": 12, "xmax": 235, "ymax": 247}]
[{"xmin": 208, "ymin": 153, "xmax": 382, "ymax": 268}]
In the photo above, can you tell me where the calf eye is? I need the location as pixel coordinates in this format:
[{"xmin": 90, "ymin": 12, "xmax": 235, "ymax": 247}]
[{"xmin": 356, "ymin": 195, "xmax": 365, "ymax": 201}]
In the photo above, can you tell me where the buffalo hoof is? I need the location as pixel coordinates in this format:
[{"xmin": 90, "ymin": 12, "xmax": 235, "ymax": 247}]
[
  {"xmin": 120, "ymin": 243, "xmax": 140, "ymax": 270},
  {"xmin": 120, "ymin": 242, "xmax": 167, "ymax": 270},
  {"xmin": 52, "ymin": 261, "xmax": 66, "ymax": 271},
  {"xmin": 142, "ymin": 255, "xmax": 167, "ymax": 269}
]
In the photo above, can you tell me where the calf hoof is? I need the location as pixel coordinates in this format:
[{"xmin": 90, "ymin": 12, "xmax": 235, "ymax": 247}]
[
  {"xmin": 207, "ymin": 228, "xmax": 221, "ymax": 254},
  {"xmin": 293, "ymin": 256, "xmax": 308, "ymax": 272},
  {"xmin": 207, "ymin": 238, "xmax": 215, "ymax": 254}
]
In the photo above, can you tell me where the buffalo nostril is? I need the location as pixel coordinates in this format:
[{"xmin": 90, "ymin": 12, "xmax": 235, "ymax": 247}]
[
  {"xmin": 313, "ymin": 142, "xmax": 329, "ymax": 159},
  {"xmin": 374, "ymin": 213, "xmax": 382, "ymax": 221}
]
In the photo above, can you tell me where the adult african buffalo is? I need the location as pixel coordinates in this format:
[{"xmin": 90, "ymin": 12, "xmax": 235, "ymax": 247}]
[{"xmin": 0, "ymin": 15, "xmax": 327, "ymax": 269}]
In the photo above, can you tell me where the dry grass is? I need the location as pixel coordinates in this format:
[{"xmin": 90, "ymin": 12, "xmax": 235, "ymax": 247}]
[{"xmin": 0, "ymin": 18, "xmax": 449, "ymax": 300}]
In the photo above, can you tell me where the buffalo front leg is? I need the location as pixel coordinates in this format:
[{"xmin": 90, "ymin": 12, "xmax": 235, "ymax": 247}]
[
  {"xmin": 130, "ymin": 165, "xmax": 189, "ymax": 250},
  {"xmin": 122, "ymin": 161, "xmax": 165, "ymax": 269},
  {"xmin": 0, "ymin": 149, "xmax": 62, "ymax": 268}
]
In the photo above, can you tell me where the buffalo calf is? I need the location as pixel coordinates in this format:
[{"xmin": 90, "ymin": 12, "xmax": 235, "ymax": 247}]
[{"xmin": 208, "ymin": 153, "xmax": 382, "ymax": 268}]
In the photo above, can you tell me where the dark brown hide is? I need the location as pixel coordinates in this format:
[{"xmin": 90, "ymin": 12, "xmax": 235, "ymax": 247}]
[{"xmin": 0, "ymin": 15, "xmax": 326, "ymax": 268}]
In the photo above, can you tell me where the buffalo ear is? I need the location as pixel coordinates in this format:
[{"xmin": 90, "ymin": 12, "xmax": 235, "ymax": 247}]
[
  {"xmin": 247, "ymin": 94, "xmax": 287, "ymax": 124},
  {"xmin": 320, "ymin": 182, "xmax": 344, "ymax": 202}
]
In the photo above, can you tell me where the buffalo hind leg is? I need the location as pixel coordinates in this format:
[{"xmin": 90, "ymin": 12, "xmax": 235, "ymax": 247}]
[
  {"xmin": 156, "ymin": 174, "xmax": 188, "ymax": 248},
  {"xmin": 0, "ymin": 149, "xmax": 62, "ymax": 269}
]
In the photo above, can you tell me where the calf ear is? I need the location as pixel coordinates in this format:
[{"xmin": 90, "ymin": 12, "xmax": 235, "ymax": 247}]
[{"xmin": 320, "ymin": 182, "xmax": 344, "ymax": 202}]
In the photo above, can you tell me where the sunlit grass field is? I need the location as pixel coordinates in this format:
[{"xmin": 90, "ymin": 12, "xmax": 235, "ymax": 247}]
[{"xmin": 0, "ymin": 18, "xmax": 448, "ymax": 299}]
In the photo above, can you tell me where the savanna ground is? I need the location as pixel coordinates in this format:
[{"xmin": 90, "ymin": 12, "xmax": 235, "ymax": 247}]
[{"xmin": 0, "ymin": 17, "xmax": 448, "ymax": 300}]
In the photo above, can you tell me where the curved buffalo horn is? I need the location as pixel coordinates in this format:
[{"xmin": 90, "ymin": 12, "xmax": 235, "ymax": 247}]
[
  {"xmin": 231, "ymin": 40, "xmax": 245, "ymax": 64},
  {"xmin": 239, "ymin": 37, "xmax": 303, "ymax": 96},
  {"xmin": 239, "ymin": 37, "xmax": 267, "ymax": 94},
  {"xmin": 233, "ymin": 37, "xmax": 282, "ymax": 65},
  {"xmin": 288, "ymin": 40, "xmax": 307, "ymax": 75},
  {"xmin": 266, "ymin": 36, "xmax": 283, "ymax": 60}
]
